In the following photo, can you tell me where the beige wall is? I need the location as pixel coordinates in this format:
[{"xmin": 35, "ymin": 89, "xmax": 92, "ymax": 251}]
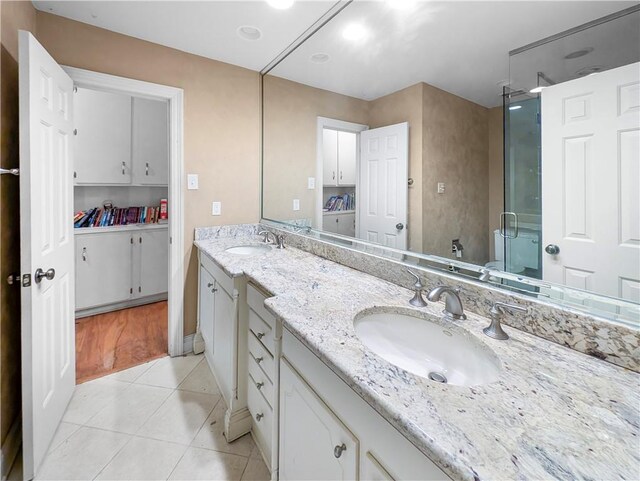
[
  {"xmin": 35, "ymin": 11, "xmax": 262, "ymax": 336},
  {"xmin": 487, "ymin": 106, "xmax": 504, "ymax": 260},
  {"xmin": 262, "ymin": 75, "xmax": 369, "ymax": 224},
  {"xmin": 1, "ymin": 0, "xmax": 36, "ymax": 448},
  {"xmin": 421, "ymin": 83, "xmax": 490, "ymax": 265},
  {"xmin": 368, "ymin": 84, "xmax": 423, "ymax": 252}
]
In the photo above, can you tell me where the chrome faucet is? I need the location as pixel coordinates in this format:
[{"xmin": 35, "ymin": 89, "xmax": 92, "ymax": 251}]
[
  {"xmin": 483, "ymin": 302, "xmax": 527, "ymax": 340},
  {"xmin": 258, "ymin": 230, "xmax": 276, "ymax": 244},
  {"xmin": 427, "ymin": 286, "xmax": 466, "ymax": 320},
  {"xmin": 407, "ymin": 269, "xmax": 427, "ymax": 307},
  {"xmin": 276, "ymin": 234, "xmax": 286, "ymax": 249}
]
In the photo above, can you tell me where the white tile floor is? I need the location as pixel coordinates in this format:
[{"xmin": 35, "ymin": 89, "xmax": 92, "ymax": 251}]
[{"xmin": 19, "ymin": 354, "xmax": 270, "ymax": 481}]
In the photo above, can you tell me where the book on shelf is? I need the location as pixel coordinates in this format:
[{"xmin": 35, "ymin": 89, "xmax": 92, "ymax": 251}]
[
  {"xmin": 74, "ymin": 204, "xmax": 167, "ymax": 229},
  {"xmin": 323, "ymin": 193, "xmax": 355, "ymax": 212}
]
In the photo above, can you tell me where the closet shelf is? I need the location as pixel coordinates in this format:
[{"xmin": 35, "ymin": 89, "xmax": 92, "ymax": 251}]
[
  {"xmin": 74, "ymin": 223, "xmax": 168, "ymax": 235},
  {"xmin": 323, "ymin": 210, "xmax": 356, "ymax": 216}
]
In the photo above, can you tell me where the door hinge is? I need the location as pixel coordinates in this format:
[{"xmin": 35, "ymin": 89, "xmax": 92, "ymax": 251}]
[
  {"xmin": 138, "ymin": 286, "xmax": 141, "ymax": 293},
  {"xmin": 73, "ymin": 171, "xmax": 77, "ymax": 179},
  {"xmin": 22, "ymin": 274, "xmax": 31, "ymax": 287},
  {"xmin": 170, "ymin": 236, "xmax": 172, "ymax": 244},
  {"xmin": 130, "ymin": 287, "xmax": 133, "ymax": 294}
]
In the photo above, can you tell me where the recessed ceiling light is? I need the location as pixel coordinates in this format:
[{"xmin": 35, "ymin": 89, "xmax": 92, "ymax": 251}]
[
  {"xmin": 266, "ymin": 0, "xmax": 294, "ymax": 9},
  {"xmin": 564, "ymin": 47, "xmax": 594, "ymax": 60},
  {"xmin": 343, "ymin": 23, "xmax": 368, "ymax": 41},
  {"xmin": 237, "ymin": 26, "xmax": 262, "ymax": 41},
  {"xmin": 310, "ymin": 53, "xmax": 330, "ymax": 64},
  {"xmin": 508, "ymin": 105, "xmax": 522, "ymax": 111}
]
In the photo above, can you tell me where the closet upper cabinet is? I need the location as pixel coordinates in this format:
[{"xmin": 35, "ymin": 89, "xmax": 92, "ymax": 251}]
[
  {"xmin": 74, "ymin": 87, "xmax": 133, "ymax": 184},
  {"xmin": 132, "ymin": 98, "xmax": 169, "ymax": 185},
  {"xmin": 322, "ymin": 129, "xmax": 357, "ymax": 187}
]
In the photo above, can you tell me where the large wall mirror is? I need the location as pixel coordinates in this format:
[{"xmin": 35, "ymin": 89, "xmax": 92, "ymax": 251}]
[{"xmin": 262, "ymin": 1, "xmax": 640, "ymax": 325}]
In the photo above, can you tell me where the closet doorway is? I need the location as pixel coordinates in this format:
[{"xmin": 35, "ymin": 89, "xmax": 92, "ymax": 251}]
[{"xmin": 65, "ymin": 67, "xmax": 185, "ymax": 382}]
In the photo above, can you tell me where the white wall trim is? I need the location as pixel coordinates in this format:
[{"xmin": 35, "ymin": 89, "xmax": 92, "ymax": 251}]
[
  {"xmin": 1, "ymin": 415, "xmax": 22, "ymax": 481},
  {"xmin": 183, "ymin": 334, "xmax": 195, "ymax": 354},
  {"xmin": 63, "ymin": 66, "xmax": 185, "ymax": 357},
  {"xmin": 315, "ymin": 117, "xmax": 368, "ymax": 234}
]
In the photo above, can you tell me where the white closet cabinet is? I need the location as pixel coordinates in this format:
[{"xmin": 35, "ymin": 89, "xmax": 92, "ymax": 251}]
[
  {"xmin": 280, "ymin": 359, "xmax": 358, "ymax": 481},
  {"xmin": 75, "ymin": 226, "xmax": 168, "ymax": 314},
  {"xmin": 132, "ymin": 98, "xmax": 169, "ymax": 185},
  {"xmin": 75, "ymin": 230, "xmax": 133, "ymax": 310},
  {"xmin": 74, "ymin": 87, "xmax": 132, "ymax": 185},
  {"xmin": 323, "ymin": 212, "xmax": 355, "ymax": 237},
  {"xmin": 323, "ymin": 129, "xmax": 357, "ymax": 187}
]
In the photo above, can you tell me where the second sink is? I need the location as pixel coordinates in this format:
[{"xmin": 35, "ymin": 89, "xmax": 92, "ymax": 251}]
[{"xmin": 354, "ymin": 308, "xmax": 502, "ymax": 387}]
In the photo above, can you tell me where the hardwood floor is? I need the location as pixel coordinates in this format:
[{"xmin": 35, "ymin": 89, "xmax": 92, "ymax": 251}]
[{"xmin": 76, "ymin": 301, "xmax": 168, "ymax": 384}]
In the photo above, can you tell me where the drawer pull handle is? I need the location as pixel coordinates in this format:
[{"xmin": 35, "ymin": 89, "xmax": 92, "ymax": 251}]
[
  {"xmin": 255, "ymin": 356, "xmax": 264, "ymax": 364},
  {"xmin": 145, "ymin": 162, "xmax": 149, "ymax": 176},
  {"xmin": 82, "ymin": 247, "xmax": 87, "ymax": 261},
  {"xmin": 122, "ymin": 161, "xmax": 126, "ymax": 175},
  {"xmin": 207, "ymin": 282, "xmax": 213, "ymax": 287},
  {"xmin": 255, "ymin": 413, "xmax": 264, "ymax": 422},
  {"xmin": 211, "ymin": 288, "xmax": 218, "ymax": 293},
  {"xmin": 256, "ymin": 332, "xmax": 265, "ymax": 340},
  {"xmin": 334, "ymin": 443, "xmax": 347, "ymax": 458},
  {"xmin": 255, "ymin": 381, "xmax": 264, "ymax": 390}
]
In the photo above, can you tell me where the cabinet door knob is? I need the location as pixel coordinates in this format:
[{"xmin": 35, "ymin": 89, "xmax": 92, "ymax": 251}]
[
  {"xmin": 340, "ymin": 171, "xmax": 343, "ymax": 180},
  {"xmin": 255, "ymin": 356, "xmax": 264, "ymax": 364},
  {"xmin": 332, "ymin": 171, "xmax": 335, "ymax": 180},
  {"xmin": 256, "ymin": 332, "xmax": 265, "ymax": 340},
  {"xmin": 211, "ymin": 288, "xmax": 218, "ymax": 293},
  {"xmin": 82, "ymin": 247, "xmax": 87, "ymax": 261},
  {"xmin": 122, "ymin": 161, "xmax": 126, "ymax": 175},
  {"xmin": 145, "ymin": 162, "xmax": 149, "ymax": 176},
  {"xmin": 255, "ymin": 381, "xmax": 264, "ymax": 390},
  {"xmin": 255, "ymin": 413, "xmax": 264, "ymax": 422},
  {"xmin": 334, "ymin": 443, "xmax": 347, "ymax": 458},
  {"xmin": 207, "ymin": 282, "xmax": 213, "ymax": 288}
]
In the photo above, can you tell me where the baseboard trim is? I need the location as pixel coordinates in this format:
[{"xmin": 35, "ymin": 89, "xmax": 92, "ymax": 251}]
[
  {"xmin": 183, "ymin": 334, "xmax": 195, "ymax": 354},
  {"xmin": 75, "ymin": 294, "xmax": 168, "ymax": 319},
  {"xmin": 1, "ymin": 415, "xmax": 21, "ymax": 481}
]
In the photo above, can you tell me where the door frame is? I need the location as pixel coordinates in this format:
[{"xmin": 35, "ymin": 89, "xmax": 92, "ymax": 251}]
[
  {"xmin": 315, "ymin": 117, "xmax": 368, "ymax": 233},
  {"xmin": 64, "ymin": 66, "xmax": 185, "ymax": 356}
]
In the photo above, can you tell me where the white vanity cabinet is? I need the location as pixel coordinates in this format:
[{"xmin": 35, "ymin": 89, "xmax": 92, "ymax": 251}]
[
  {"xmin": 245, "ymin": 284, "xmax": 280, "ymax": 474},
  {"xmin": 323, "ymin": 211, "xmax": 356, "ymax": 237},
  {"xmin": 74, "ymin": 87, "xmax": 133, "ymax": 185},
  {"xmin": 75, "ymin": 225, "xmax": 168, "ymax": 314},
  {"xmin": 323, "ymin": 129, "xmax": 357, "ymax": 186},
  {"xmin": 280, "ymin": 329, "xmax": 451, "ymax": 481},
  {"xmin": 132, "ymin": 97, "xmax": 169, "ymax": 185}
]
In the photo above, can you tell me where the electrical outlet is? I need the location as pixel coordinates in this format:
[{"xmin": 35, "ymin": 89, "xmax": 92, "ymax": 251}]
[
  {"xmin": 212, "ymin": 201, "xmax": 221, "ymax": 216},
  {"xmin": 437, "ymin": 182, "xmax": 445, "ymax": 194},
  {"xmin": 308, "ymin": 177, "xmax": 316, "ymax": 189},
  {"xmin": 293, "ymin": 199, "xmax": 300, "ymax": 211},
  {"xmin": 187, "ymin": 174, "xmax": 199, "ymax": 190}
]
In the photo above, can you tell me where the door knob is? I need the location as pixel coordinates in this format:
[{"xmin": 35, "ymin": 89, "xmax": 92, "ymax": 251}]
[
  {"xmin": 545, "ymin": 244, "xmax": 560, "ymax": 255},
  {"xmin": 35, "ymin": 268, "xmax": 55, "ymax": 283},
  {"xmin": 396, "ymin": 223, "xmax": 404, "ymax": 231},
  {"xmin": 334, "ymin": 443, "xmax": 347, "ymax": 458}
]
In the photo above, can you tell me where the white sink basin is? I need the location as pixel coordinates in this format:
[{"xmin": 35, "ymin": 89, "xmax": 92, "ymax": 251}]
[
  {"xmin": 224, "ymin": 245, "xmax": 271, "ymax": 256},
  {"xmin": 354, "ymin": 309, "xmax": 501, "ymax": 387}
]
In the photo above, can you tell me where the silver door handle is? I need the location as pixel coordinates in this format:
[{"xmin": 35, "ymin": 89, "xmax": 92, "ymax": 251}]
[
  {"xmin": 396, "ymin": 223, "xmax": 404, "ymax": 231},
  {"xmin": 255, "ymin": 356, "xmax": 264, "ymax": 364},
  {"xmin": 545, "ymin": 244, "xmax": 560, "ymax": 255},
  {"xmin": 35, "ymin": 268, "xmax": 55, "ymax": 283},
  {"xmin": 255, "ymin": 413, "xmax": 264, "ymax": 421},
  {"xmin": 332, "ymin": 171, "xmax": 335, "ymax": 180},
  {"xmin": 499, "ymin": 212, "xmax": 518, "ymax": 239},
  {"xmin": 256, "ymin": 332, "xmax": 265, "ymax": 340},
  {"xmin": 334, "ymin": 443, "xmax": 347, "ymax": 458},
  {"xmin": 82, "ymin": 247, "xmax": 87, "ymax": 261},
  {"xmin": 207, "ymin": 282, "xmax": 213, "ymax": 287},
  {"xmin": 255, "ymin": 381, "xmax": 264, "ymax": 390},
  {"xmin": 340, "ymin": 171, "xmax": 343, "ymax": 180},
  {"xmin": 122, "ymin": 161, "xmax": 126, "ymax": 175},
  {"xmin": 145, "ymin": 162, "xmax": 149, "ymax": 176}
]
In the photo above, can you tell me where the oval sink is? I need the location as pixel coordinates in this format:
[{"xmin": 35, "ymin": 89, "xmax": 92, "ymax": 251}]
[
  {"xmin": 354, "ymin": 308, "xmax": 501, "ymax": 387},
  {"xmin": 224, "ymin": 245, "xmax": 272, "ymax": 256}
]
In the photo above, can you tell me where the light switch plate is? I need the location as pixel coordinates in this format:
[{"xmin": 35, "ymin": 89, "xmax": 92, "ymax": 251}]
[
  {"xmin": 187, "ymin": 174, "xmax": 199, "ymax": 190},
  {"xmin": 308, "ymin": 177, "xmax": 315, "ymax": 189},
  {"xmin": 293, "ymin": 199, "xmax": 300, "ymax": 211},
  {"xmin": 212, "ymin": 201, "xmax": 221, "ymax": 216}
]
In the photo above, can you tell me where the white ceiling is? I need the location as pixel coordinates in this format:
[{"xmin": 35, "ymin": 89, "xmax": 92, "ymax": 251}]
[
  {"xmin": 32, "ymin": 0, "xmax": 336, "ymax": 71},
  {"xmin": 34, "ymin": 1, "xmax": 638, "ymax": 107}
]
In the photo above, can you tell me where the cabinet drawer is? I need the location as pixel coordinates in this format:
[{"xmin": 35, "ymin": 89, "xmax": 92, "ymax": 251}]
[
  {"xmin": 248, "ymin": 330, "xmax": 275, "ymax": 383},
  {"xmin": 249, "ymin": 309, "xmax": 273, "ymax": 353},
  {"xmin": 248, "ymin": 352, "xmax": 274, "ymax": 408},
  {"xmin": 247, "ymin": 284, "xmax": 275, "ymax": 330},
  {"xmin": 200, "ymin": 253, "xmax": 234, "ymax": 296},
  {"xmin": 248, "ymin": 373, "xmax": 273, "ymax": 463}
]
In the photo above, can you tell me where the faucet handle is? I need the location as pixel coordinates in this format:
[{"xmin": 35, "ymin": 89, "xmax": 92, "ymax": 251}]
[
  {"xmin": 407, "ymin": 269, "xmax": 423, "ymax": 289},
  {"xmin": 258, "ymin": 230, "xmax": 272, "ymax": 243},
  {"xmin": 276, "ymin": 234, "xmax": 286, "ymax": 249},
  {"xmin": 491, "ymin": 302, "xmax": 527, "ymax": 317}
]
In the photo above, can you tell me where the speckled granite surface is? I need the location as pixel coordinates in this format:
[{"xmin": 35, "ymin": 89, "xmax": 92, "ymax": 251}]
[
  {"xmin": 194, "ymin": 231, "xmax": 640, "ymax": 481},
  {"xmin": 261, "ymin": 224, "xmax": 640, "ymax": 372}
]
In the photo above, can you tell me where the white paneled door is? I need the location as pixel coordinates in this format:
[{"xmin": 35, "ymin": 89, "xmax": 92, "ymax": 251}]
[
  {"xmin": 358, "ymin": 122, "xmax": 408, "ymax": 250},
  {"xmin": 19, "ymin": 30, "xmax": 75, "ymax": 479},
  {"xmin": 542, "ymin": 62, "xmax": 640, "ymax": 311}
]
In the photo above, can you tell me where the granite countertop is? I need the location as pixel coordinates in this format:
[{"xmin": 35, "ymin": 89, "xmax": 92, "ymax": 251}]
[{"xmin": 194, "ymin": 235, "xmax": 639, "ymax": 481}]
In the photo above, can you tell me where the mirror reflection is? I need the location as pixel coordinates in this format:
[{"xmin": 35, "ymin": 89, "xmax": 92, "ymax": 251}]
[{"xmin": 262, "ymin": 1, "xmax": 640, "ymax": 322}]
